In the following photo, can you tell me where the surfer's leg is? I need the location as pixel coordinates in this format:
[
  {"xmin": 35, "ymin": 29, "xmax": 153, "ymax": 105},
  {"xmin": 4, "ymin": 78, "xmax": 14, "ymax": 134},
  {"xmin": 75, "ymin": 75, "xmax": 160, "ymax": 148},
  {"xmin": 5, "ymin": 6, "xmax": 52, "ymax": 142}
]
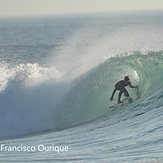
[
  {"xmin": 118, "ymin": 91, "xmax": 123, "ymax": 103},
  {"xmin": 123, "ymin": 88, "xmax": 129, "ymax": 97}
]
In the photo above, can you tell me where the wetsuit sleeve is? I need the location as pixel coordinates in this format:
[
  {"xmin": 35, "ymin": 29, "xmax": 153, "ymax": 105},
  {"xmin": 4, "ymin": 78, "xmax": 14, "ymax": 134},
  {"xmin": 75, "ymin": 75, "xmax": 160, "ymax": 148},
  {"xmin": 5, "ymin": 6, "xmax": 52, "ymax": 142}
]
[
  {"xmin": 110, "ymin": 89, "xmax": 116, "ymax": 99},
  {"xmin": 129, "ymin": 82, "xmax": 136, "ymax": 88}
]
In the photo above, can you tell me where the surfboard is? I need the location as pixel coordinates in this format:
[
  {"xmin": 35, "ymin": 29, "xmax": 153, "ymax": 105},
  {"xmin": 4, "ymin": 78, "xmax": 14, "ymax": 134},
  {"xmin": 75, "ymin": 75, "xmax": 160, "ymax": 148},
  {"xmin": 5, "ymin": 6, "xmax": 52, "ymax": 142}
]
[{"xmin": 109, "ymin": 97, "xmax": 133, "ymax": 108}]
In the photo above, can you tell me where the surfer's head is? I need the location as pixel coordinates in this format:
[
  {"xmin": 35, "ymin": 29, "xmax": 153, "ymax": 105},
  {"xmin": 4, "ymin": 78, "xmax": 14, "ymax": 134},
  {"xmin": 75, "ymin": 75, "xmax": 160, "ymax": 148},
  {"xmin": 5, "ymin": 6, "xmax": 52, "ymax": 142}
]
[{"xmin": 124, "ymin": 76, "xmax": 130, "ymax": 81}]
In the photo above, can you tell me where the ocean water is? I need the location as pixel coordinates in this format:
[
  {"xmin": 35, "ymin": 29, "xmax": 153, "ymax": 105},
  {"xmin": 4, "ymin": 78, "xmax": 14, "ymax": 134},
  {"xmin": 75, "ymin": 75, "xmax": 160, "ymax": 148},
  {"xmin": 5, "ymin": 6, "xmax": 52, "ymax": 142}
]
[{"xmin": 0, "ymin": 11, "xmax": 163, "ymax": 162}]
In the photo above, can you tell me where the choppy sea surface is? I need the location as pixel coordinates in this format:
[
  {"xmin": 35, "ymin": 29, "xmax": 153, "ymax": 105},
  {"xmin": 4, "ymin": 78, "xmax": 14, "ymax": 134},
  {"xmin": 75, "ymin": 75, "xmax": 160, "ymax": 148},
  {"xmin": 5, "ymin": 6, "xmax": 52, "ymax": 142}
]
[{"xmin": 0, "ymin": 11, "xmax": 163, "ymax": 162}]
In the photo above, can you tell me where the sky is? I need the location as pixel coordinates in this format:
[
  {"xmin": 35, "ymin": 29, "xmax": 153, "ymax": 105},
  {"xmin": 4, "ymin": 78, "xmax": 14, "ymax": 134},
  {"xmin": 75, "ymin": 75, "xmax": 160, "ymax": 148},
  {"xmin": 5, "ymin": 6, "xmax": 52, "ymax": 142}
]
[{"xmin": 0, "ymin": 0, "xmax": 163, "ymax": 17}]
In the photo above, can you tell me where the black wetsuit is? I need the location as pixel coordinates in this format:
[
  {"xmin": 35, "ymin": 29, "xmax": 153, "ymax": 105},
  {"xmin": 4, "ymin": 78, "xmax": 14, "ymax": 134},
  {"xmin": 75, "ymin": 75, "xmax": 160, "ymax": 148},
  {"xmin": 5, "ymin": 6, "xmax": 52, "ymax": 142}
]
[
  {"xmin": 110, "ymin": 80, "xmax": 131, "ymax": 103},
  {"xmin": 115, "ymin": 80, "xmax": 130, "ymax": 97}
]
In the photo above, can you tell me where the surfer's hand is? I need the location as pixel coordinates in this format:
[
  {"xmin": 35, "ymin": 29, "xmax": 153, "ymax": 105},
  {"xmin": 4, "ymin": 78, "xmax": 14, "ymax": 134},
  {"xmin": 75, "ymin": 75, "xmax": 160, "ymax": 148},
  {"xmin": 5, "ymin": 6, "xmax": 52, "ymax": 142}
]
[
  {"xmin": 135, "ymin": 85, "xmax": 138, "ymax": 88},
  {"xmin": 110, "ymin": 97, "xmax": 113, "ymax": 101}
]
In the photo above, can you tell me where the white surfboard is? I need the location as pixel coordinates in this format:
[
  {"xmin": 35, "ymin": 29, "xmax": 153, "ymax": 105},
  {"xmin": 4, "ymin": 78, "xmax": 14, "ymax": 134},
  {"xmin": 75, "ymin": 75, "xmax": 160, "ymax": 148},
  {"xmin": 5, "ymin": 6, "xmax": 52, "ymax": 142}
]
[{"xmin": 109, "ymin": 97, "xmax": 133, "ymax": 108}]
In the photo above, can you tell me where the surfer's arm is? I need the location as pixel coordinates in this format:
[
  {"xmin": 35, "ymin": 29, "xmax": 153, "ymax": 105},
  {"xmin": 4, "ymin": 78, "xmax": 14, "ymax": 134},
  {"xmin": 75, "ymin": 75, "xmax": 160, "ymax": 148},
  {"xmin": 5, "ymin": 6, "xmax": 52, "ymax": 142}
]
[
  {"xmin": 129, "ymin": 84, "xmax": 138, "ymax": 88},
  {"xmin": 110, "ymin": 89, "xmax": 116, "ymax": 101}
]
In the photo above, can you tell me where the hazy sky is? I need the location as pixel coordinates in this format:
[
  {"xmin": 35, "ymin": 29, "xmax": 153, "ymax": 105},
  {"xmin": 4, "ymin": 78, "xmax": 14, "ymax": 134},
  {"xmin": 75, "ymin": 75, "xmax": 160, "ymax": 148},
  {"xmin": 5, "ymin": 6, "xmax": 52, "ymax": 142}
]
[{"xmin": 0, "ymin": 0, "xmax": 163, "ymax": 17}]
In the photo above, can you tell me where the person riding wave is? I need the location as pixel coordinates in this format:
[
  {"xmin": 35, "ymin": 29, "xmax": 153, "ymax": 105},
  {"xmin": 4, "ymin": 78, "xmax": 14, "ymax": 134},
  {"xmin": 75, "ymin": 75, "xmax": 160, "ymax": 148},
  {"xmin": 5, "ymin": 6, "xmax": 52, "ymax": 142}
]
[{"xmin": 110, "ymin": 76, "xmax": 137, "ymax": 104}]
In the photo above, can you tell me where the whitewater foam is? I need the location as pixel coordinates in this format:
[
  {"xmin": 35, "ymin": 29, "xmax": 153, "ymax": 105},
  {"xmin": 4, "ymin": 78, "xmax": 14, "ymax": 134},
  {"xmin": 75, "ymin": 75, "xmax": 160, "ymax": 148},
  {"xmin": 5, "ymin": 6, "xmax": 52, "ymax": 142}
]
[{"xmin": 0, "ymin": 62, "xmax": 69, "ymax": 138}]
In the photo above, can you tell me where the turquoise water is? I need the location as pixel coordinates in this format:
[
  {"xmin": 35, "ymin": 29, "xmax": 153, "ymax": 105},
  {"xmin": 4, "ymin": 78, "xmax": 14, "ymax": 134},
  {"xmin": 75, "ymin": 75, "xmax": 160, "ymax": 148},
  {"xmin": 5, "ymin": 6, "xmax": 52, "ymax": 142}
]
[{"xmin": 0, "ymin": 11, "xmax": 163, "ymax": 162}]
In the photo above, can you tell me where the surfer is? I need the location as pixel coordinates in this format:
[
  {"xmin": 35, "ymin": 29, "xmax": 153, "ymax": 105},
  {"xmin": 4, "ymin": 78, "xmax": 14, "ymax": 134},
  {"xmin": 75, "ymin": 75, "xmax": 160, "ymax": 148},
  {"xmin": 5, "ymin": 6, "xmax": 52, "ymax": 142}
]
[{"xmin": 110, "ymin": 76, "xmax": 137, "ymax": 104}]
